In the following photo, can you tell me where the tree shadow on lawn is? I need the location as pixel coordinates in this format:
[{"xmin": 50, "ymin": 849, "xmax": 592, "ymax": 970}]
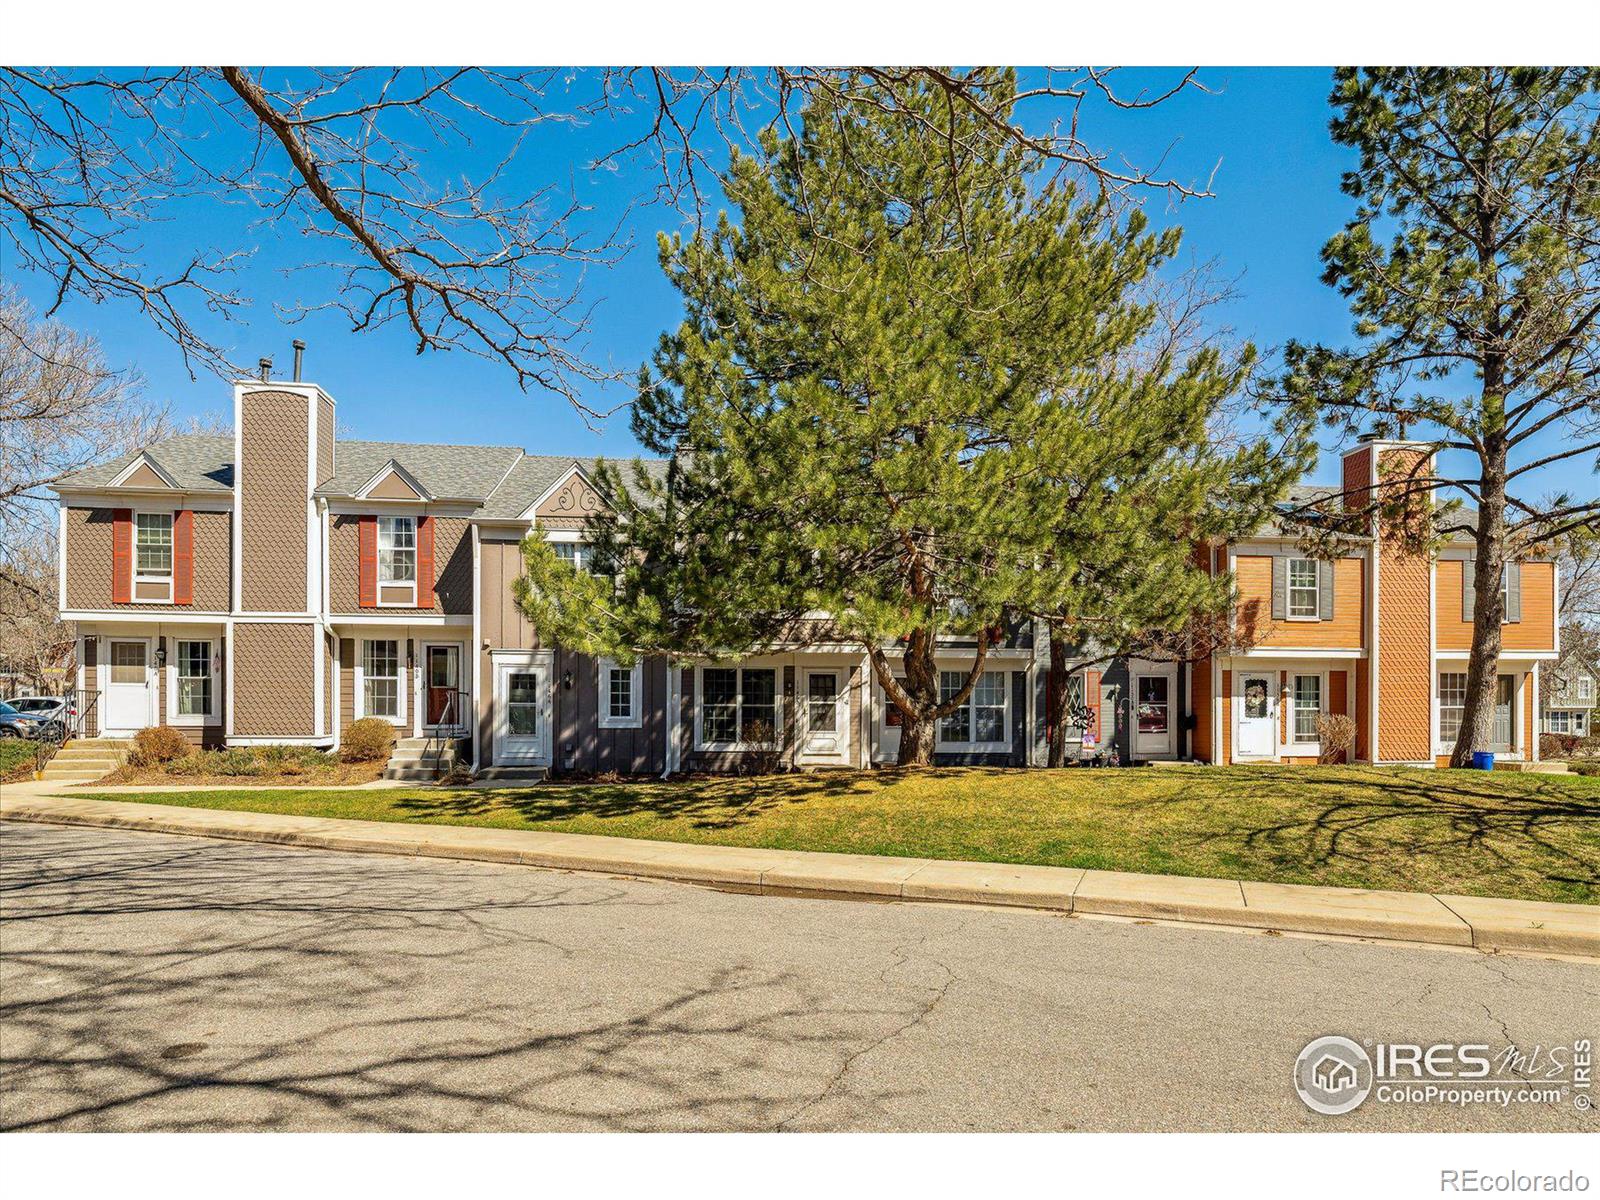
[
  {"xmin": 1143, "ymin": 767, "xmax": 1600, "ymax": 898},
  {"xmin": 391, "ymin": 768, "xmax": 1019, "ymax": 831}
]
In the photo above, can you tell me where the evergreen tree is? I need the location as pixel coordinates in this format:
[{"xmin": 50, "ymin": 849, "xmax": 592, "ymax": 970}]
[
  {"xmin": 1270, "ymin": 68, "xmax": 1600, "ymax": 766},
  {"xmin": 517, "ymin": 70, "xmax": 1296, "ymax": 766}
]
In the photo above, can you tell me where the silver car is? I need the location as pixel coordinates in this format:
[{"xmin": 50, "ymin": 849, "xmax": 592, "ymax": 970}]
[{"xmin": 3, "ymin": 696, "xmax": 70, "ymax": 740}]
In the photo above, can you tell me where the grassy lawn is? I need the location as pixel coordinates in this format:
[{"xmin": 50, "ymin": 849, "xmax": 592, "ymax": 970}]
[
  {"xmin": 74, "ymin": 764, "xmax": 1600, "ymax": 905},
  {"xmin": 0, "ymin": 738, "xmax": 40, "ymax": 782}
]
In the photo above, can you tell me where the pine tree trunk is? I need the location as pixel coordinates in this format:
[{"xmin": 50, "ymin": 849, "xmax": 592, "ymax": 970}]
[
  {"xmin": 1047, "ymin": 634, "xmax": 1069, "ymax": 768},
  {"xmin": 1449, "ymin": 445, "xmax": 1509, "ymax": 767},
  {"xmin": 895, "ymin": 628, "xmax": 941, "ymax": 767}
]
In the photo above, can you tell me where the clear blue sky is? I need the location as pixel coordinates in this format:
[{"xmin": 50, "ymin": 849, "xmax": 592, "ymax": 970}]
[{"xmin": 10, "ymin": 67, "xmax": 1592, "ymax": 498}]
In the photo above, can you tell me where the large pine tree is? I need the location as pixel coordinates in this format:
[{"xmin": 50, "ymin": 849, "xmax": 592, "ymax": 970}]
[{"xmin": 517, "ymin": 70, "xmax": 1295, "ymax": 765}]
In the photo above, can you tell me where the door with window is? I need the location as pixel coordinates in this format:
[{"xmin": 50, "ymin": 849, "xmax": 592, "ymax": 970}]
[
  {"xmin": 800, "ymin": 669, "xmax": 847, "ymax": 762},
  {"xmin": 105, "ymin": 639, "xmax": 152, "ymax": 731},
  {"xmin": 423, "ymin": 644, "xmax": 464, "ymax": 730},
  {"xmin": 1134, "ymin": 673, "xmax": 1174, "ymax": 759},
  {"xmin": 1237, "ymin": 672, "xmax": 1276, "ymax": 758},
  {"xmin": 494, "ymin": 657, "xmax": 550, "ymax": 764},
  {"xmin": 1492, "ymin": 674, "xmax": 1515, "ymax": 752}
]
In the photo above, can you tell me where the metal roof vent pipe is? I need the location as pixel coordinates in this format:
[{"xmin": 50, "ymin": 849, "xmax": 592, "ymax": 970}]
[
  {"xmin": 257, "ymin": 356, "xmax": 272, "ymax": 383},
  {"xmin": 292, "ymin": 339, "xmax": 306, "ymax": 382}
]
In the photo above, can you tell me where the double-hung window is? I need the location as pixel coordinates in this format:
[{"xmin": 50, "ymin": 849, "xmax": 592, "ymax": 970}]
[
  {"xmin": 362, "ymin": 639, "xmax": 401, "ymax": 721},
  {"xmin": 1287, "ymin": 557, "xmax": 1319, "ymax": 619},
  {"xmin": 174, "ymin": 639, "xmax": 214, "ymax": 721},
  {"xmin": 135, "ymin": 512, "xmax": 173, "ymax": 600},
  {"xmin": 377, "ymin": 516, "xmax": 416, "ymax": 602},
  {"xmin": 1547, "ymin": 710, "xmax": 1575, "ymax": 735},
  {"xmin": 698, "ymin": 666, "xmax": 777, "ymax": 748},
  {"xmin": 1579, "ymin": 676, "xmax": 1594, "ymax": 703},
  {"xmin": 1292, "ymin": 674, "xmax": 1322, "ymax": 743},
  {"xmin": 1438, "ymin": 672, "xmax": 1467, "ymax": 742},
  {"xmin": 552, "ymin": 540, "xmax": 594, "ymax": 572},
  {"xmin": 939, "ymin": 669, "xmax": 1007, "ymax": 748},
  {"xmin": 599, "ymin": 657, "xmax": 642, "ymax": 729}
]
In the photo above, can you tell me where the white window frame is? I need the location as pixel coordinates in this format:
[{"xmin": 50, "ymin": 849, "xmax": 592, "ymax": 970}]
[
  {"xmin": 1286, "ymin": 557, "xmax": 1319, "ymax": 621},
  {"xmin": 168, "ymin": 638, "xmax": 218, "ymax": 726},
  {"xmin": 937, "ymin": 668, "xmax": 1010, "ymax": 752},
  {"xmin": 1290, "ymin": 673, "xmax": 1323, "ymax": 745},
  {"xmin": 1578, "ymin": 675, "xmax": 1594, "ymax": 703},
  {"xmin": 694, "ymin": 664, "xmax": 782, "ymax": 751},
  {"xmin": 357, "ymin": 638, "xmax": 405, "ymax": 725},
  {"xmin": 1438, "ymin": 672, "xmax": 1467, "ymax": 744},
  {"xmin": 376, "ymin": 515, "xmax": 417, "ymax": 606},
  {"xmin": 134, "ymin": 510, "xmax": 174, "ymax": 602},
  {"xmin": 599, "ymin": 657, "xmax": 643, "ymax": 729},
  {"xmin": 549, "ymin": 538, "xmax": 595, "ymax": 573},
  {"xmin": 1546, "ymin": 710, "xmax": 1575, "ymax": 735}
]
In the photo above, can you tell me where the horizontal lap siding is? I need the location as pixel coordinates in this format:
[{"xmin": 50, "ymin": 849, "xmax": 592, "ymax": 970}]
[
  {"xmin": 1435, "ymin": 559, "xmax": 1557, "ymax": 651},
  {"xmin": 1234, "ymin": 555, "xmax": 1365, "ymax": 649}
]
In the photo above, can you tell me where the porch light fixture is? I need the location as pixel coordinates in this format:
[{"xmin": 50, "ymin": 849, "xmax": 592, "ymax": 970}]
[
  {"xmin": 155, "ymin": 644, "xmax": 167, "ymax": 668},
  {"xmin": 562, "ymin": 669, "xmax": 573, "ymax": 690}
]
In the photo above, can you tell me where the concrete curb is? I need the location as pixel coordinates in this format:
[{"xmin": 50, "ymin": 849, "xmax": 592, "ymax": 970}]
[{"xmin": 2, "ymin": 793, "xmax": 1595, "ymax": 958}]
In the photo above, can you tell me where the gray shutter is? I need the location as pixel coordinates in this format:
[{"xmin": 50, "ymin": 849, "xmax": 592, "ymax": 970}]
[
  {"xmin": 1505, "ymin": 560, "xmax": 1522, "ymax": 623},
  {"xmin": 1318, "ymin": 560, "xmax": 1335, "ymax": 621},
  {"xmin": 1462, "ymin": 557, "xmax": 1476, "ymax": 622},
  {"xmin": 1271, "ymin": 555, "xmax": 1287, "ymax": 621}
]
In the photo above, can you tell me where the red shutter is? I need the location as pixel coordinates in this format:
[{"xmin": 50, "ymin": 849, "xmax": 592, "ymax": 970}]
[
  {"xmin": 417, "ymin": 515, "xmax": 436, "ymax": 610},
  {"xmin": 358, "ymin": 516, "xmax": 377, "ymax": 608},
  {"xmin": 111, "ymin": 508, "xmax": 133, "ymax": 603},
  {"xmin": 173, "ymin": 509, "xmax": 194, "ymax": 605},
  {"xmin": 1085, "ymin": 670, "xmax": 1102, "ymax": 744}
]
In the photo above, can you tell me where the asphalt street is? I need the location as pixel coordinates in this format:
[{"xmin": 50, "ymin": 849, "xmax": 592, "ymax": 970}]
[{"xmin": 1, "ymin": 821, "xmax": 1594, "ymax": 1131}]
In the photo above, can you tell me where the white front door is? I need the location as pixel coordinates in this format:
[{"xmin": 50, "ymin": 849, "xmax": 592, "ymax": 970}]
[
  {"xmin": 1134, "ymin": 673, "xmax": 1174, "ymax": 759},
  {"xmin": 800, "ymin": 669, "xmax": 847, "ymax": 762},
  {"xmin": 494, "ymin": 659, "xmax": 551, "ymax": 764},
  {"xmin": 105, "ymin": 639, "xmax": 153, "ymax": 732},
  {"xmin": 1237, "ymin": 672, "xmax": 1276, "ymax": 759}
]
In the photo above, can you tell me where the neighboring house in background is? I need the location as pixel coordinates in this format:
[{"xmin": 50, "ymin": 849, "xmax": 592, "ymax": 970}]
[
  {"xmin": 53, "ymin": 379, "xmax": 1562, "ymax": 771},
  {"xmin": 1541, "ymin": 648, "xmax": 1596, "ymax": 738}
]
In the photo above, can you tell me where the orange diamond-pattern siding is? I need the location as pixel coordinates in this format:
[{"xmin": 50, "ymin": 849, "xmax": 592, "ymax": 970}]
[
  {"xmin": 239, "ymin": 390, "xmax": 309, "ymax": 613},
  {"xmin": 1375, "ymin": 449, "xmax": 1433, "ymax": 762},
  {"xmin": 233, "ymin": 622, "xmax": 316, "ymax": 736}
]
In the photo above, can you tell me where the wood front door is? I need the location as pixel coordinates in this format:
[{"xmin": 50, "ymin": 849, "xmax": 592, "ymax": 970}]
[{"xmin": 424, "ymin": 644, "xmax": 463, "ymax": 728}]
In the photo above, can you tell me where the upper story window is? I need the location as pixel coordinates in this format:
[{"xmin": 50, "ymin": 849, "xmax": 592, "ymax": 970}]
[
  {"xmin": 1287, "ymin": 557, "xmax": 1319, "ymax": 619},
  {"xmin": 552, "ymin": 541, "xmax": 594, "ymax": 572},
  {"xmin": 135, "ymin": 513, "xmax": 173, "ymax": 578},
  {"xmin": 1580, "ymin": 676, "xmax": 1594, "ymax": 702},
  {"xmin": 377, "ymin": 516, "xmax": 416, "ymax": 583}
]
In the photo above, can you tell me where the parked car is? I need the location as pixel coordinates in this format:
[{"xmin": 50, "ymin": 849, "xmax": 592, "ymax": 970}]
[
  {"xmin": 3, "ymin": 696, "xmax": 70, "ymax": 740},
  {"xmin": 0, "ymin": 701, "xmax": 53, "ymax": 740}
]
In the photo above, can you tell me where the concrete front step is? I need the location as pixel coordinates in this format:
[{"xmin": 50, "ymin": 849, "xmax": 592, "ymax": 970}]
[{"xmin": 473, "ymin": 766, "xmax": 548, "ymax": 783}]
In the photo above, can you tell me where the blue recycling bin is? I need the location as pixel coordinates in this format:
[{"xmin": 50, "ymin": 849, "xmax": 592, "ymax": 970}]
[{"xmin": 1470, "ymin": 751, "xmax": 1496, "ymax": 771}]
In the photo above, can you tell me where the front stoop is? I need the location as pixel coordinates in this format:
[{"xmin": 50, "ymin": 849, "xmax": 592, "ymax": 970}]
[
  {"xmin": 38, "ymin": 738, "xmax": 130, "ymax": 783},
  {"xmin": 1494, "ymin": 761, "xmax": 1570, "ymax": 774},
  {"xmin": 382, "ymin": 736, "xmax": 467, "ymax": 782}
]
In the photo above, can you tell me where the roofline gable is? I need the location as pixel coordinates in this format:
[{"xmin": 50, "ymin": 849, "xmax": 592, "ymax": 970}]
[
  {"xmin": 519, "ymin": 461, "xmax": 602, "ymax": 521},
  {"xmin": 355, "ymin": 458, "xmax": 432, "ymax": 502},
  {"xmin": 107, "ymin": 451, "xmax": 181, "ymax": 490}
]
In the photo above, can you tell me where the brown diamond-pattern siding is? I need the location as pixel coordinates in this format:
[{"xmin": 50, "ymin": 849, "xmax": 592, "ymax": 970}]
[
  {"xmin": 233, "ymin": 622, "xmax": 316, "ymax": 736},
  {"xmin": 239, "ymin": 390, "xmax": 309, "ymax": 613},
  {"xmin": 328, "ymin": 515, "xmax": 471, "ymax": 614},
  {"xmin": 317, "ymin": 396, "xmax": 335, "ymax": 486},
  {"xmin": 66, "ymin": 507, "xmax": 230, "ymax": 611}
]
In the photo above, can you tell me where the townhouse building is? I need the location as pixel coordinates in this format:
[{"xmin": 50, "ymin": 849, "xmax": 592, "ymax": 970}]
[{"xmin": 54, "ymin": 379, "xmax": 1561, "ymax": 773}]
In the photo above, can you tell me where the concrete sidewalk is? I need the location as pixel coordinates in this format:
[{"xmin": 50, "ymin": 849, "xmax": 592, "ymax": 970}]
[{"xmin": 2, "ymin": 787, "xmax": 1595, "ymax": 959}]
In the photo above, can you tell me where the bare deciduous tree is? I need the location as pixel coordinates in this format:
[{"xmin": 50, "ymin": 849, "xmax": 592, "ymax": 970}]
[
  {"xmin": 2, "ymin": 66, "xmax": 1215, "ymax": 416},
  {"xmin": 0, "ymin": 286, "xmax": 165, "ymax": 521}
]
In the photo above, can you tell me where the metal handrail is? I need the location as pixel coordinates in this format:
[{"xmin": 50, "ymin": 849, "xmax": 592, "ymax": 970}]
[{"xmin": 422, "ymin": 686, "xmax": 466, "ymax": 779}]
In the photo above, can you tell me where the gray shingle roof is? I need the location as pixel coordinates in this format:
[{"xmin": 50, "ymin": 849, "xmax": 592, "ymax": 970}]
[
  {"xmin": 315, "ymin": 440, "xmax": 523, "ymax": 501},
  {"xmin": 54, "ymin": 435, "xmax": 236, "ymax": 492},
  {"xmin": 477, "ymin": 454, "xmax": 669, "ymax": 520},
  {"xmin": 53, "ymin": 432, "xmax": 669, "ymax": 519}
]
